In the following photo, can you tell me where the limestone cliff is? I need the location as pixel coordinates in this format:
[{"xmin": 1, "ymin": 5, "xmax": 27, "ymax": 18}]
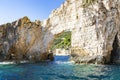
[
  {"xmin": 70, "ymin": 0, "xmax": 120, "ymax": 64},
  {"xmin": 41, "ymin": 0, "xmax": 120, "ymax": 64}
]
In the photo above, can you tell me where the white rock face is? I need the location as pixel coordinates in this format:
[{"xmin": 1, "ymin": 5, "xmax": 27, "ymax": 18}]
[
  {"xmin": 71, "ymin": 0, "xmax": 120, "ymax": 64},
  {"xmin": 41, "ymin": 0, "xmax": 78, "ymax": 53},
  {"xmin": 42, "ymin": 0, "xmax": 120, "ymax": 64}
]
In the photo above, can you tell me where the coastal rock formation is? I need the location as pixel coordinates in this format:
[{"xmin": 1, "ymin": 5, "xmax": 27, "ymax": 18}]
[
  {"xmin": 71, "ymin": 0, "xmax": 120, "ymax": 64},
  {"xmin": 0, "ymin": 16, "xmax": 54, "ymax": 62},
  {"xmin": 0, "ymin": 0, "xmax": 120, "ymax": 64},
  {"xmin": 42, "ymin": 0, "xmax": 120, "ymax": 64}
]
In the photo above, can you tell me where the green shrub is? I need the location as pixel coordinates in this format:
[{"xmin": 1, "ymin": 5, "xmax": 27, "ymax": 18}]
[
  {"xmin": 82, "ymin": 0, "xmax": 97, "ymax": 8},
  {"xmin": 51, "ymin": 31, "xmax": 71, "ymax": 50}
]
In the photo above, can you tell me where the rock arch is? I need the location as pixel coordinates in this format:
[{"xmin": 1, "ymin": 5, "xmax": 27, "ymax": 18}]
[{"xmin": 42, "ymin": 0, "xmax": 120, "ymax": 64}]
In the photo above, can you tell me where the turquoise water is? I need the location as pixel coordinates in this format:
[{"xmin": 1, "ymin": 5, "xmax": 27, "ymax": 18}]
[{"xmin": 0, "ymin": 56, "xmax": 120, "ymax": 80}]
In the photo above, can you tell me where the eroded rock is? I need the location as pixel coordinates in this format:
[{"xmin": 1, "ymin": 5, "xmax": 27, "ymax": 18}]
[
  {"xmin": 0, "ymin": 16, "xmax": 53, "ymax": 62},
  {"xmin": 71, "ymin": 0, "xmax": 120, "ymax": 64}
]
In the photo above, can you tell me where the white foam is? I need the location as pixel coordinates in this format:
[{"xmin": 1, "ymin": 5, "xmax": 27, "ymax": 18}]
[
  {"xmin": 20, "ymin": 60, "xmax": 29, "ymax": 63},
  {"xmin": 0, "ymin": 60, "xmax": 29, "ymax": 65},
  {"xmin": 55, "ymin": 61, "xmax": 74, "ymax": 64},
  {"xmin": 0, "ymin": 62, "xmax": 15, "ymax": 65}
]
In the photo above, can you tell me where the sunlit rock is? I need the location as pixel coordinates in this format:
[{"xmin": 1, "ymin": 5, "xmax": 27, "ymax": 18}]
[{"xmin": 0, "ymin": 16, "xmax": 53, "ymax": 62}]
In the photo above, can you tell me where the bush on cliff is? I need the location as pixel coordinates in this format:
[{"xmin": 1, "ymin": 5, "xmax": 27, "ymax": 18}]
[
  {"xmin": 82, "ymin": 0, "xmax": 98, "ymax": 8},
  {"xmin": 51, "ymin": 31, "xmax": 71, "ymax": 50}
]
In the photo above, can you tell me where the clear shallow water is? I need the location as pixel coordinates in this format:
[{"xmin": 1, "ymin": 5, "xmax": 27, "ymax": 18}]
[{"xmin": 0, "ymin": 56, "xmax": 120, "ymax": 80}]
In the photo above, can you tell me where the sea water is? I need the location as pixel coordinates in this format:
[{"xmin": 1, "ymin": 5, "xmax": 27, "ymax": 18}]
[{"xmin": 0, "ymin": 56, "xmax": 120, "ymax": 80}]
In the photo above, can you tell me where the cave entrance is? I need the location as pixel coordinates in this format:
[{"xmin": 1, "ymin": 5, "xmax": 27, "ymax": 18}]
[
  {"xmin": 50, "ymin": 30, "xmax": 71, "ymax": 56},
  {"xmin": 110, "ymin": 34, "xmax": 120, "ymax": 63}
]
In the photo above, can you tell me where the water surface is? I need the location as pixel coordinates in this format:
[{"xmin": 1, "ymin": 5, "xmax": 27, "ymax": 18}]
[{"xmin": 0, "ymin": 56, "xmax": 120, "ymax": 80}]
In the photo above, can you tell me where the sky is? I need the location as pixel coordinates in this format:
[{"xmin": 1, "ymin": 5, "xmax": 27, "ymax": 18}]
[{"xmin": 0, "ymin": 0, "xmax": 65, "ymax": 24}]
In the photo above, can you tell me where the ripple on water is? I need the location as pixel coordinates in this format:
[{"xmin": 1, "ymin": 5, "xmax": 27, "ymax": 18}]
[{"xmin": 0, "ymin": 56, "xmax": 119, "ymax": 80}]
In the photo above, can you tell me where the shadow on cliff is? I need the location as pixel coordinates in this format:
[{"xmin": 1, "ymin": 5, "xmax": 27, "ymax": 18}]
[{"xmin": 110, "ymin": 34, "xmax": 120, "ymax": 64}]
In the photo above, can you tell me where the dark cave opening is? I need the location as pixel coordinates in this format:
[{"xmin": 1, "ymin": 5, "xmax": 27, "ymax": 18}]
[{"xmin": 110, "ymin": 34, "xmax": 119, "ymax": 63}]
